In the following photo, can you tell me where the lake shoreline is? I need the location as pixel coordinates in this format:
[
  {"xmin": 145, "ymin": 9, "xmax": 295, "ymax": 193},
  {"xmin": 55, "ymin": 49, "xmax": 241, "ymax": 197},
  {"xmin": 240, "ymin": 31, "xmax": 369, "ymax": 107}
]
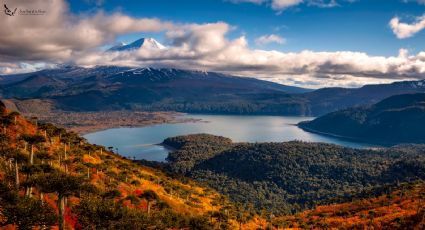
[
  {"xmin": 297, "ymin": 123, "xmax": 393, "ymax": 147},
  {"xmin": 79, "ymin": 116, "xmax": 203, "ymax": 135},
  {"xmin": 84, "ymin": 115, "xmax": 376, "ymax": 161}
]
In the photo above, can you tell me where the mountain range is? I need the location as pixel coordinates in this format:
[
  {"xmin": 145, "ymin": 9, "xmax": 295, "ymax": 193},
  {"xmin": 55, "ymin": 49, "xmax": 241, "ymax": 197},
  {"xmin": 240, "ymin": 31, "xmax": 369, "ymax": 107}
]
[
  {"xmin": 0, "ymin": 65, "xmax": 313, "ymax": 114},
  {"xmin": 303, "ymin": 80, "xmax": 425, "ymax": 115},
  {"xmin": 1, "ymin": 65, "xmax": 425, "ymax": 115},
  {"xmin": 1, "ymin": 38, "xmax": 425, "ymax": 116}
]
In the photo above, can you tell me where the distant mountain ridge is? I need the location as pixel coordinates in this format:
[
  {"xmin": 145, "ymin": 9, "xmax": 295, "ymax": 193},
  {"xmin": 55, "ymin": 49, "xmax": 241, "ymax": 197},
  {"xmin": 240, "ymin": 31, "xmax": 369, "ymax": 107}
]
[
  {"xmin": 303, "ymin": 79, "xmax": 425, "ymax": 115},
  {"xmin": 0, "ymin": 66, "xmax": 312, "ymax": 113},
  {"xmin": 1, "ymin": 63, "xmax": 425, "ymax": 115},
  {"xmin": 299, "ymin": 93, "xmax": 425, "ymax": 144}
]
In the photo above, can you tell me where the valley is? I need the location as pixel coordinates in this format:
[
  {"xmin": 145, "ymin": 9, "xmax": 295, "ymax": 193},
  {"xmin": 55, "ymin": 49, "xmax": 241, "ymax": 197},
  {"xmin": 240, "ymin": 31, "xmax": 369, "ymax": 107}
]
[
  {"xmin": 83, "ymin": 114, "xmax": 375, "ymax": 161},
  {"xmin": 3, "ymin": 0, "xmax": 425, "ymax": 229},
  {"xmin": 1, "ymin": 103, "xmax": 424, "ymax": 229},
  {"xmin": 0, "ymin": 103, "xmax": 273, "ymax": 229},
  {"xmin": 1, "ymin": 40, "xmax": 425, "ymax": 230}
]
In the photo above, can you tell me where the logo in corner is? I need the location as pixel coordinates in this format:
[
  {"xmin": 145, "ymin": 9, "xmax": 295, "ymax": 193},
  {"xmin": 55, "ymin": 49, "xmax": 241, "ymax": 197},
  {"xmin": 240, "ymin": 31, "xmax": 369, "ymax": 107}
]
[{"xmin": 4, "ymin": 4, "xmax": 17, "ymax": 16}]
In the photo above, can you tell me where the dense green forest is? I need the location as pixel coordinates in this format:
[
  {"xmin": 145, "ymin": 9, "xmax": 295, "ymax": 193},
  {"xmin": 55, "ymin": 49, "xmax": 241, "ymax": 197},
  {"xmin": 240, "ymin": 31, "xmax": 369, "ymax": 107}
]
[
  {"xmin": 164, "ymin": 134, "xmax": 425, "ymax": 214},
  {"xmin": 299, "ymin": 93, "xmax": 425, "ymax": 144}
]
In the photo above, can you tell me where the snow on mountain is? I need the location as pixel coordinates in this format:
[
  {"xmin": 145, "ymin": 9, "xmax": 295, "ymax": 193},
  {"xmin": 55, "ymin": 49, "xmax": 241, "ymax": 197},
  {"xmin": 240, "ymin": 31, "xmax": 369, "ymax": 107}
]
[{"xmin": 107, "ymin": 38, "xmax": 166, "ymax": 52}]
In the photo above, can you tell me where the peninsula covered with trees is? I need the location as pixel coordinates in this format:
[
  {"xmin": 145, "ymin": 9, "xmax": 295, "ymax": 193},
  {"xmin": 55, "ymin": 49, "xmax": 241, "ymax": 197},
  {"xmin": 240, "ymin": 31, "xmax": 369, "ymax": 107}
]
[
  {"xmin": 299, "ymin": 93, "xmax": 425, "ymax": 144},
  {"xmin": 164, "ymin": 134, "xmax": 425, "ymax": 215}
]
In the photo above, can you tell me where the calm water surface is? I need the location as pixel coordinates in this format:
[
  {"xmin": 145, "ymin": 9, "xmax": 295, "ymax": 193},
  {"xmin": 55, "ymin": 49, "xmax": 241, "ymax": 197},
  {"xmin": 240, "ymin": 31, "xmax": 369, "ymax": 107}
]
[{"xmin": 84, "ymin": 114, "xmax": 376, "ymax": 161}]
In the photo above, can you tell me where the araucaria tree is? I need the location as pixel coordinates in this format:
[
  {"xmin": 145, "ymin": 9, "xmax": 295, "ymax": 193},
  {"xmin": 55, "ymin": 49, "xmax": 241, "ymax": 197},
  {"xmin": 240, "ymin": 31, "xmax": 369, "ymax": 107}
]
[
  {"xmin": 21, "ymin": 134, "xmax": 45, "ymax": 165},
  {"xmin": 139, "ymin": 190, "xmax": 159, "ymax": 215},
  {"xmin": 35, "ymin": 171, "xmax": 86, "ymax": 230}
]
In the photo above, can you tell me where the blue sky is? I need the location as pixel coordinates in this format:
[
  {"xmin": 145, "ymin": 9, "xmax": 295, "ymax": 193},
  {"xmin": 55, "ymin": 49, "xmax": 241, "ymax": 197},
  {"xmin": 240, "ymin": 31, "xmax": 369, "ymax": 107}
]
[
  {"xmin": 70, "ymin": 0, "xmax": 425, "ymax": 56},
  {"xmin": 1, "ymin": 0, "xmax": 425, "ymax": 88}
]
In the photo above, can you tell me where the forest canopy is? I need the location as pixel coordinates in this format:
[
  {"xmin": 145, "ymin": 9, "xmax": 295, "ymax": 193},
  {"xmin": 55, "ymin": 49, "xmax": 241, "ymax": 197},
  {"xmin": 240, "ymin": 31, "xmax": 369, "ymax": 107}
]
[{"xmin": 164, "ymin": 134, "xmax": 425, "ymax": 214}]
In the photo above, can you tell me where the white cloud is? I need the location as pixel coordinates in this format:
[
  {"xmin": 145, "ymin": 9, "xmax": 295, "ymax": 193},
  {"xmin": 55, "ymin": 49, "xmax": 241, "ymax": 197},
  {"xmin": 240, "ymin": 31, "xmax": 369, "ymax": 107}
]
[
  {"xmin": 271, "ymin": 0, "xmax": 304, "ymax": 10},
  {"xmin": 226, "ymin": 0, "xmax": 348, "ymax": 11},
  {"xmin": 226, "ymin": 0, "xmax": 305, "ymax": 10},
  {"xmin": 73, "ymin": 22, "xmax": 425, "ymax": 88},
  {"xmin": 307, "ymin": 0, "xmax": 338, "ymax": 8},
  {"xmin": 389, "ymin": 14, "xmax": 425, "ymax": 39},
  {"xmin": 255, "ymin": 34, "xmax": 286, "ymax": 45},
  {"xmin": 0, "ymin": 0, "xmax": 175, "ymax": 63}
]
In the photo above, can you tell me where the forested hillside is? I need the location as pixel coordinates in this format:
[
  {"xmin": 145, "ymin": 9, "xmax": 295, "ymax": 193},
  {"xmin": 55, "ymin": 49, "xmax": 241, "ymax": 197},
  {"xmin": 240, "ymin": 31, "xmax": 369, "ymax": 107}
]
[
  {"xmin": 0, "ymin": 103, "xmax": 270, "ymax": 229},
  {"xmin": 276, "ymin": 182, "xmax": 425, "ymax": 229},
  {"xmin": 2, "ymin": 101, "xmax": 425, "ymax": 229},
  {"xmin": 300, "ymin": 93, "xmax": 425, "ymax": 144},
  {"xmin": 164, "ymin": 134, "xmax": 425, "ymax": 214}
]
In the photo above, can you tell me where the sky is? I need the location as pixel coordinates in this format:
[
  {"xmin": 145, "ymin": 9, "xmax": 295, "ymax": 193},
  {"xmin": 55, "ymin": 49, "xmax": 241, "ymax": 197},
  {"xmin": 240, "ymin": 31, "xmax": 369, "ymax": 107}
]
[{"xmin": 0, "ymin": 0, "xmax": 425, "ymax": 88}]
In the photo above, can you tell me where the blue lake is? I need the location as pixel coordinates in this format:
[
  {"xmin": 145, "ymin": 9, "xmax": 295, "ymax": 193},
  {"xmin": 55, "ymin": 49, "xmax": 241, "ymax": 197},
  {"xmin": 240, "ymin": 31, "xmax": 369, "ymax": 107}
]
[{"xmin": 84, "ymin": 114, "xmax": 376, "ymax": 161}]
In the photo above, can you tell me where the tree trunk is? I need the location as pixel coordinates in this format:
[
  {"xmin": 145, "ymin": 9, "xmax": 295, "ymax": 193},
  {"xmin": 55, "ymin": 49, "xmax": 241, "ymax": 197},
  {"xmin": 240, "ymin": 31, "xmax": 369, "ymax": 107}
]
[
  {"xmin": 29, "ymin": 144, "xmax": 34, "ymax": 165},
  {"xmin": 14, "ymin": 160, "xmax": 19, "ymax": 190},
  {"xmin": 58, "ymin": 195, "xmax": 65, "ymax": 230},
  {"xmin": 27, "ymin": 144, "xmax": 34, "ymax": 197},
  {"xmin": 64, "ymin": 143, "xmax": 67, "ymax": 158},
  {"xmin": 64, "ymin": 144, "xmax": 68, "ymax": 172},
  {"xmin": 28, "ymin": 187, "xmax": 33, "ymax": 197},
  {"xmin": 147, "ymin": 201, "xmax": 151, "ymax": 215},
  {"xmin": 25, "ymin": 186, "xmax": 32, "ymax": 197},
  {"xmin": 25, "ymin": 170, "xmax": 33, "ymax": 197},
  {"xmin": 58, "ymin": 150, "xmax": 61, "ymax": 165}
]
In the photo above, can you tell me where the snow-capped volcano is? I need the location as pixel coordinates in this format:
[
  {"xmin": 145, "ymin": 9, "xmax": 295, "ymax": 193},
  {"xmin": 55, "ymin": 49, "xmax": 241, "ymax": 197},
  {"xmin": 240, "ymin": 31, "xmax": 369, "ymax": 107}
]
[{"xmin": 107, "ymin": 38, "xmax": 166, "ymax": 52}]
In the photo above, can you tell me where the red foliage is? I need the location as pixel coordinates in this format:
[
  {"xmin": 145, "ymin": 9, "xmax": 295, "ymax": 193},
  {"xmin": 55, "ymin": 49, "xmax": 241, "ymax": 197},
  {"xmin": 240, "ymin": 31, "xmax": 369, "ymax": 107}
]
[
  {"xmin": 133, "ymin": 189, "xmax": 143, "ymax": 196},
  {"xmin": 65, "ymin": 206, "xmax": 79, "ymax": 229}
]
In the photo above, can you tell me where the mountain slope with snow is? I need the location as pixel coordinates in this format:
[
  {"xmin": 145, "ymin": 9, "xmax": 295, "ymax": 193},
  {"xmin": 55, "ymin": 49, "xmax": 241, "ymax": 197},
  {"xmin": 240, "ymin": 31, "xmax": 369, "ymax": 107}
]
[
  {"xmin": 107, "ymin": 38, "xmax": 166, "ymax": 52},
  {"xmin": 0, "ymin": 66, "xmax": 311, "ymax": 113},
  {"xmin": 2, "ymin": 64, "xmax": 425, "ymax": 115}
]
